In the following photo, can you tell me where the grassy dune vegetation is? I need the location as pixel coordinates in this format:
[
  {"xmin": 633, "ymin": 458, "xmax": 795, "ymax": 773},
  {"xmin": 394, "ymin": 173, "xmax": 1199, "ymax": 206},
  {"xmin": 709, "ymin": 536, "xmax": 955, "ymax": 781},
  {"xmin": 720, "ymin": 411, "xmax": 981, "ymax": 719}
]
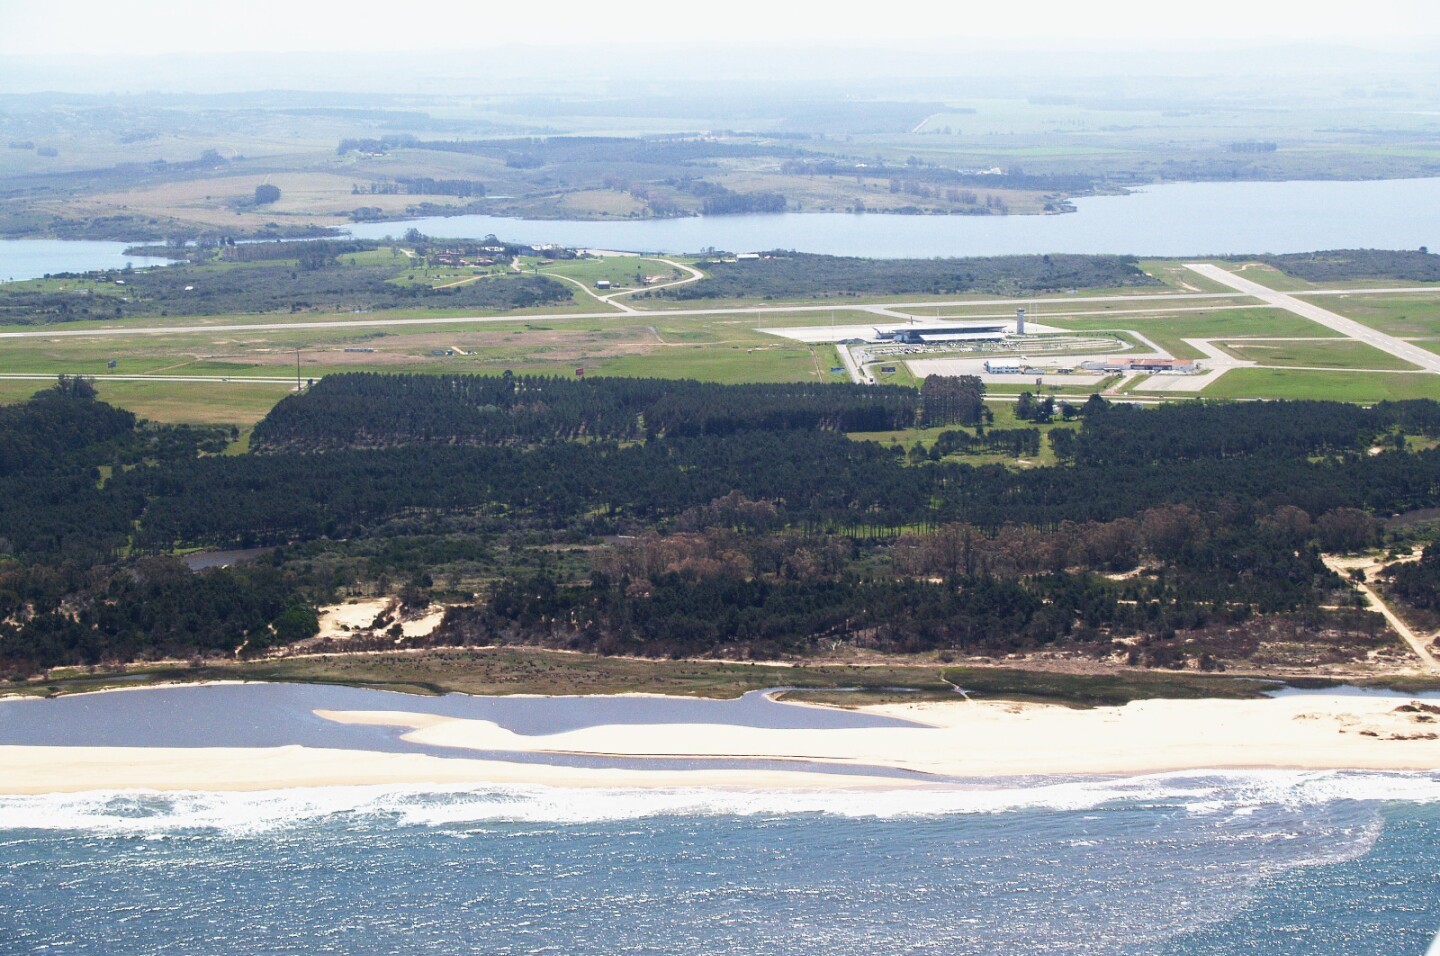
[{"xmin": 6, "ymin": 650, "xmax": 1305, "ymax": 706}]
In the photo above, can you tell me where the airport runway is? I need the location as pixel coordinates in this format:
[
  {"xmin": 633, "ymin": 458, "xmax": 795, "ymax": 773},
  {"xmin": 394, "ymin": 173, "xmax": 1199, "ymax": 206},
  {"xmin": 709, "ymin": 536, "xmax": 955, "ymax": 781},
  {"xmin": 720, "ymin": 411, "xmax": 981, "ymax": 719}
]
[
  {"xmin": 1185, "ymin": 264, "xmax": 1440, "ymax": 374},
  {"xmin": 0, "ymin": 291, "xmax": 1271, "ymax": 341}
]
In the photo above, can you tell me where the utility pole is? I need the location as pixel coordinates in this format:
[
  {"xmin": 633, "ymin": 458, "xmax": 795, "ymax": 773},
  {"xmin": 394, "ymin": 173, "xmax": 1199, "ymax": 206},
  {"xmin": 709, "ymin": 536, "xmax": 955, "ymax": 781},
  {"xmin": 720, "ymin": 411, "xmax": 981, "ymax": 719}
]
[{"xmin": 295, "ymin": 348, "xmax": 302, "ymax": 392}]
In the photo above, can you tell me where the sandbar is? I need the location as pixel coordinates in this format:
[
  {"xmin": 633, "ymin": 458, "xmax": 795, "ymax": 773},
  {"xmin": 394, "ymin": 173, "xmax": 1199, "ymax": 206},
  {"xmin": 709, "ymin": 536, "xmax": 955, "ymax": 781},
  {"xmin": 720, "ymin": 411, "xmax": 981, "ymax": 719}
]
[
  {"xmin": 316, "ymin": 693, "xmax": 1440, "ymax": 778},
  {"xmin": 4, "ymin": 693, "xmax": 1439, "ymax": 794}
]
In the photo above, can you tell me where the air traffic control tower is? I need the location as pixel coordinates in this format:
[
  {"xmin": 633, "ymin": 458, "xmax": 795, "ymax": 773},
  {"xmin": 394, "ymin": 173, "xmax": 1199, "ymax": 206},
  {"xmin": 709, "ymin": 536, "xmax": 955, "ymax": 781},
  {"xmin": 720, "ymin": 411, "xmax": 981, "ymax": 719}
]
[{"xmin": 1016, "ymin": 308, "xmax": 1026, "ymax": 335}]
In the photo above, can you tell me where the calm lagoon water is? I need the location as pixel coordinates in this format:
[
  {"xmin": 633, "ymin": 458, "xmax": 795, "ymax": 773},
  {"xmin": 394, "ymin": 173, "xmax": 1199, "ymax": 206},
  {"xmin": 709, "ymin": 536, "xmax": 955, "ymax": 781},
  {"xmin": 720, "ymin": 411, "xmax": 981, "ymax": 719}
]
[
  {"xmin": 344, "ymin": 177, "xmax": 1440, "ymax": 258},
  {"xmin": 0, "ymin": 239, "xmax": 171, "ymax": 282},
  {"xmin": 2, "ymin": 684, "xmax": 1440, "ymax": 954},
  {"xmin": 2, "ymin": 178, "xmax": 1438, "ymax": 282}
]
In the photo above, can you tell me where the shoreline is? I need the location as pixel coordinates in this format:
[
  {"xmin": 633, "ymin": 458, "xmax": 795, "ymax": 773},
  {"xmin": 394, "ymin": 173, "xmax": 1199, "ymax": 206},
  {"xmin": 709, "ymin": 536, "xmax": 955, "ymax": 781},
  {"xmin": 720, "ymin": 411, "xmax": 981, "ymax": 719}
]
[{"xmin": 4, "ymin": 692, "xmax": 1440, "ymax": 795}]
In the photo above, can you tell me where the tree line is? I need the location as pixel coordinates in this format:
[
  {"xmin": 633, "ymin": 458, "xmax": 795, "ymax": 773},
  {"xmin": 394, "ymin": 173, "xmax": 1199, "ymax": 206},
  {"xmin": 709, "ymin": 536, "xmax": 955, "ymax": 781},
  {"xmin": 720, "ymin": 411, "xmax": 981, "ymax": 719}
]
[
  {"xmin": 1231, "ymin": 249, "xmax": 1440, "ymax": 283},
  {"xmin": 0, "ymin": 261, "xmax": 571, "ymax": 324},
  {"xmin": 252, "ymin": 373, "xmax": 920, "ymax": 451},
  {"xmin": 647, "ymin": 252, "xmax": 1159, "ymax": 300}
]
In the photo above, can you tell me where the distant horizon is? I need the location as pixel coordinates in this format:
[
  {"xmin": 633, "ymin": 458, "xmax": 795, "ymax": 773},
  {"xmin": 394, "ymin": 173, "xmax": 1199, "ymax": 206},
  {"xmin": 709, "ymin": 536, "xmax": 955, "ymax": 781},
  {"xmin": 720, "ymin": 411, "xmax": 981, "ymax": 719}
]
[
  {"xmin": 7, "ymin": 0, "xmax": 1435, "ymax": 98},
  {"xmin": 3, "ymin": 41, "xmax": 1437, "ymax": 97},
  {"xmin": 5, "ymin": 0, "xmax": 1439, "ymax": 56}
]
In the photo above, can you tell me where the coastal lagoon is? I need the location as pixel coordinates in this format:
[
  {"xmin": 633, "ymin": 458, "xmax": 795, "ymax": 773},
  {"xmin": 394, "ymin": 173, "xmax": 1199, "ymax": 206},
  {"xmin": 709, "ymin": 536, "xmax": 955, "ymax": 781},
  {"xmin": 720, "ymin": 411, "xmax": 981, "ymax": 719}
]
[
  {"xmin": 0, "ymin": 683, "xmax": 922, "ymax": 778},
  {"xmin": 3, "ymin": 684, "xmax": 1440, "ymax": 954},
  {"xmin": 344, "ymin": 177, "xmax": 1440, "ymax": 258},
  {"xmin": 2, "ymin": 178, "xmax": 1438, "ymax": 282},
  {"xmin": 0, "ymin": 239, "xmax": 172, "ymax": 283}
]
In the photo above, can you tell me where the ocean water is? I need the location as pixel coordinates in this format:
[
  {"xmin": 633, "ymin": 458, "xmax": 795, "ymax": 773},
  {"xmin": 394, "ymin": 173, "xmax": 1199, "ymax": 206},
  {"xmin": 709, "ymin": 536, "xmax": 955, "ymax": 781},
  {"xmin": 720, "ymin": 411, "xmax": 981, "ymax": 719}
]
[
  {"xmin": 3, "ymin": 687, "xmax": 1440, "ymax": 954},
  {"xmin": 1, "ymin": 774, "xmax": 1439, "ymax": 954}
]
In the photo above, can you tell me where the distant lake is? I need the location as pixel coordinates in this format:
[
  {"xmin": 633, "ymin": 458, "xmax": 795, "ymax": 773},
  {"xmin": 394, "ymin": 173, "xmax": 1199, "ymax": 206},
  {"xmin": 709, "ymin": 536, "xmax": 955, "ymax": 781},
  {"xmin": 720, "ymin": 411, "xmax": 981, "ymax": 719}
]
[
  {"xmin": 344, "ymin": 177, "xmax": 1440, "ymax": 258},
  {"xmin": 1, "ymin": 178, "xmax": 1437, "ymax": 282},
  {"xmin": 0, "ymin": 239, "xmax": 172, "ymax": 282}
]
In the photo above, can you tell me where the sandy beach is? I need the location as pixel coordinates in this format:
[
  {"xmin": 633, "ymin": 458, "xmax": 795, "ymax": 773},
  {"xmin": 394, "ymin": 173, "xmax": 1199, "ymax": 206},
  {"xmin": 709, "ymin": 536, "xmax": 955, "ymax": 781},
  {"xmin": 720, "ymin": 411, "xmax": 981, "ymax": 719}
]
[
  {"xmin": 0, "ymin": 744, "xmax": 890, "ymax": 795},
  {"xmin": 4, "ymin": 691, "xmax": 1440, "ymax": 794},
  {"xmin": 317, "ymin": 693, "xmax": 1440, "ymax": 778}
]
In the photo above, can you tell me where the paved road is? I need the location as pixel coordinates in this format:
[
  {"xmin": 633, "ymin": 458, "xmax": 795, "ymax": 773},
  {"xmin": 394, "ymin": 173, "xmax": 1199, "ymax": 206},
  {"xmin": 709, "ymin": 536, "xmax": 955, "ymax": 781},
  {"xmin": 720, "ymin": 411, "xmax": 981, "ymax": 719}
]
[
  {"xmin": 545, "ymin": 272, "xmax": 637, "ymax": 313},
  {"xmin": 603, "ymin": 257, "xmax": 705, "ymax": 302},
  {"xmin": 1185, "ymin": 264, "xmax": 1440, "ymax": 374},
  {"xmin": 837, "ymin": 342, "xmax": 869, "ymax": 383},
  {"xmin": 540, "ymin": 257, "xmax": 705, "ymax": 316}
]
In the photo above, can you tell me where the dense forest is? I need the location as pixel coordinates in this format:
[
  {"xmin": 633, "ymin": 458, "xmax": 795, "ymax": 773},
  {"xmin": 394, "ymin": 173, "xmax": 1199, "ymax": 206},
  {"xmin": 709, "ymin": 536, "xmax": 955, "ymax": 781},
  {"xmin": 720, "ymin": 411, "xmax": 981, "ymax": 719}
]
[
  {"xmin": 648, "ymin": 252, "xmax": 1158, "ymax": 300},
  {"xmin": 1387, "ymin": 545, "xmax": 1440, "ymax": 610},
  {"xmin": 1, "ymin": 375, "xmax": 1437, "ymax": 678},
  {"xmin": 699, "ymin": 190, "xmax": 788, "ymax": 216},
  {"xmin": 1235, "ymin": 249, "xmax": 1440, "ymax": 283},
  {"xmin": 252, "ymin": 374, "xmax": 920, "ymax": 450}
]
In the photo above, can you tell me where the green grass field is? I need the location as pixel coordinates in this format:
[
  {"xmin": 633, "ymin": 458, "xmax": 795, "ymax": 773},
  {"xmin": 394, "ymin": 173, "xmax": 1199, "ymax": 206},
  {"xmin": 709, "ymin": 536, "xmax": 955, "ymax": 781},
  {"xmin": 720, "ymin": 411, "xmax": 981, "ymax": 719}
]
[
  {"xmin": 1221, "ymin": 339, "xmax": 1422, "ymax": 371},
  {"xmin": 0, "ymin": 306, "xmax": 861, "ymax": 421},
  {"xmin": 848, "ymin": 401, "xmax": 1082, "ymax": 467},
  {"xmin": 1204, "ymin": 368, "xmax": 1440, "ymax": 402},
  {"xmin": 599, "ymin": 344, "xmax": 828, "ymax": 383},
  {"xmin": 538, "ymin": 255, "xmax": 694, "ymax": 289},
  {"xmin": 1138, "ymin": 260, "xmax": 1243, "ymax": 293},
  {"xmin": 1303, "ymin": 292, "xmax": 1440, "ymax": 338},
  {"xmin": 89, "ymin": 381, "xmax": 297, "ymax": 424},
  {"xmin": 1042, "ymin": 307, "xmax": 1338, "ymax": 358},
  {"xmin": 1223, "ymin": 262, "xmax": 1318, "ymax": 292}
]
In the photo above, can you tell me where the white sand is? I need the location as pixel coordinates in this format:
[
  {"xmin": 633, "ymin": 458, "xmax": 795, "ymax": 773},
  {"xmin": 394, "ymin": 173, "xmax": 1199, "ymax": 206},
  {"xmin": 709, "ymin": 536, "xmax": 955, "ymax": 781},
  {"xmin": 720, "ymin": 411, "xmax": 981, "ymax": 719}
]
[
  {"xmin": 400, "ymin": 607, "xmax": 447, "ymax": 639},
  {"xmin": 5, "ymin": 693, "xmax": 1440, "ymax": 795},
  {"xmin": 319, "ymin": 693, "xmax": 1440, "ymax": 778},
  {"xmin": 315, "ymin": 599, "xmax": 389, "ymax": 639},
  {"xmin": 0, "ymin": 745, "xmax": 894, "ymax": 795},
  {"xmin": 315, "ymin": 600, "xmax": 446, "ymax": 640}
]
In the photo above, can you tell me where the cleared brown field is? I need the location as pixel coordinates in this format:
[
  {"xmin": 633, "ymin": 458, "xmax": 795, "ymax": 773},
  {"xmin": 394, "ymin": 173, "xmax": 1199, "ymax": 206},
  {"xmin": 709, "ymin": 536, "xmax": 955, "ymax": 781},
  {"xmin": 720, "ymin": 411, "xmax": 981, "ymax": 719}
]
[{"xmin": 56, "ymin": 171, "xmax": 481, "ymax": 232}]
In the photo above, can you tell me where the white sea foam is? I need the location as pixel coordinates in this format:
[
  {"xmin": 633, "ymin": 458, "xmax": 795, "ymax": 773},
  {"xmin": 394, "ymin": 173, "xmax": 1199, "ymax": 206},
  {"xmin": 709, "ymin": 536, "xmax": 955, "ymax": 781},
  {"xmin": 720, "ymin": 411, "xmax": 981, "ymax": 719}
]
[{"xmin": 2, "ymin": 769, "xmax": 1438, "ymax": 834}]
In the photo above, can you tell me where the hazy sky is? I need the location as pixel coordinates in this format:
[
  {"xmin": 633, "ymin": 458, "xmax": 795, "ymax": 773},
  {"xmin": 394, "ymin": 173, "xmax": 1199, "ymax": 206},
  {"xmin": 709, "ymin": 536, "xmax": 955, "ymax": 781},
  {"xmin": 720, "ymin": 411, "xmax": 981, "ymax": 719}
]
[{"xmin": 3, "ymin": 0, "xmax": 1438, "ymax": 55}]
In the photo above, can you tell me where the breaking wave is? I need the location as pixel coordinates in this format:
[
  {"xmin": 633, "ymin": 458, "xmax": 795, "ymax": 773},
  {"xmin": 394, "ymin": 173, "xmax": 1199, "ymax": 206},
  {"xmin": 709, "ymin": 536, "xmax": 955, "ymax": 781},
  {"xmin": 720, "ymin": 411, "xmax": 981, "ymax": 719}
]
[{"xmin": 3, "ymin": 769, "xmax": 1438, "ymax": 835}]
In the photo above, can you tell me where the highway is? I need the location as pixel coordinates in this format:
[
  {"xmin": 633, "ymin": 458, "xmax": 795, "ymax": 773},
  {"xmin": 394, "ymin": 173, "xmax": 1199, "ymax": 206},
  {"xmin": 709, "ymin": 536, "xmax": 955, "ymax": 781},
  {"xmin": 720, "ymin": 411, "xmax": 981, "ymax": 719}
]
[{"xmin": 1185, "ymin": 264, "xmax": 1440, "ymax": 374}]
